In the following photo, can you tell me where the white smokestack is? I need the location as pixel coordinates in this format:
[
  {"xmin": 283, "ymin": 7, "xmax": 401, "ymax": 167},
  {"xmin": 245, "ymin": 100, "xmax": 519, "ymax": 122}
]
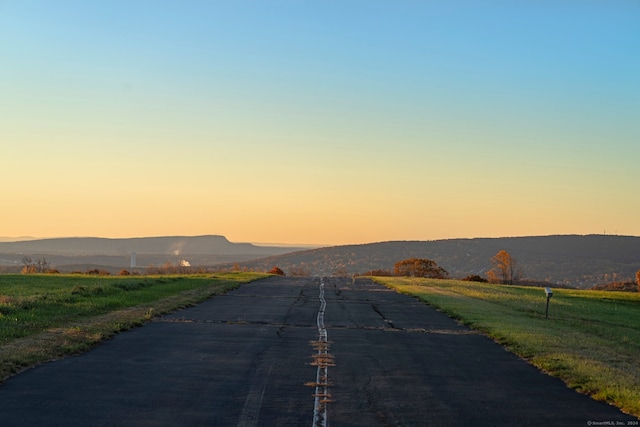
[{"xmin": 131, "ymin": 252, "xmax": 136, "ymax": 268}]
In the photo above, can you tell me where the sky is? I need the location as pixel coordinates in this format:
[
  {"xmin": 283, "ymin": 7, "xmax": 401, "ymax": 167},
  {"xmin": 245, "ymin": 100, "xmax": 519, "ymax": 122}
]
[{"xmin": 1, "ymin": 1, "xmax": 639, "ymax": 246}]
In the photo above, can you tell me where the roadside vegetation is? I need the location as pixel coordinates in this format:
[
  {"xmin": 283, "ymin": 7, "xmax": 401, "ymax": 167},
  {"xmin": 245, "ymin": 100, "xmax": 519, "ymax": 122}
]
[
  {"xmin": 375, "ymin": 277, "xmax": 640, "ymax": 417},
  {"xmin": 0, "ymin": 272, "xmax": 267, "ymax": 382}
]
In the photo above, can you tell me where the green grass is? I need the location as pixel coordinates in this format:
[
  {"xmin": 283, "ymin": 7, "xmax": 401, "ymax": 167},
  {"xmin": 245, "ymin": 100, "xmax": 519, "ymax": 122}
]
[
  {"xmin": 374, "ymin": 277, "xmax": 640, "ymax": 417},
  {"xmin": 0, "ymin": 272, "xmax": 267, "ymax": 382}
]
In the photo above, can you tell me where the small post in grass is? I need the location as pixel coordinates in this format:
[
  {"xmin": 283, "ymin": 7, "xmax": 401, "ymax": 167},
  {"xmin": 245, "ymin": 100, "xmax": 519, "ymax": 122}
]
[{"xmin": 544, "ymin": 287, "xmax": 553, "ymax": 319}]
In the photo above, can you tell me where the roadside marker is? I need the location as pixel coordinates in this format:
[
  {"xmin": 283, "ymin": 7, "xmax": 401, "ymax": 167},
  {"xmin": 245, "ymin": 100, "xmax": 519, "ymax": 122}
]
[{"xmin": 544, "ymin": 287, "xmax": 553, "ymax": 319}]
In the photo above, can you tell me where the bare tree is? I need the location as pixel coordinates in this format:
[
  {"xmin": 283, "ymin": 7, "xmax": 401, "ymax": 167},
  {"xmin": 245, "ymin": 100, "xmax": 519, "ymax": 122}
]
[
  {"xmin": 21, "ymin": 256, "xmax": 51, "ymax": 274},
  {"xmin": 21, "ymin": 256, "xmax": 32, "ymax": 270}
]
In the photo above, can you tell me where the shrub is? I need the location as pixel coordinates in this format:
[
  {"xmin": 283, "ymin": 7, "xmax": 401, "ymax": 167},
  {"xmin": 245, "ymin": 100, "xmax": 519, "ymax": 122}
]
[
  {"xmin": 268, "ymin": 267, "xmax": 285, "ymax": 276},
  {"xmin": 356, "ymin": 269, "xmax": 393, "ymax": 277},
  {"xmin": 462, "ymin": 274, "xmax": 488, "ymax": 283},
  {"xmin": 86, "ymin": 269, "xmax": 111, "ymax": 276},
  {"xmin": 394, "ymin": 258, "xmax": 448, "ymax": 279}
]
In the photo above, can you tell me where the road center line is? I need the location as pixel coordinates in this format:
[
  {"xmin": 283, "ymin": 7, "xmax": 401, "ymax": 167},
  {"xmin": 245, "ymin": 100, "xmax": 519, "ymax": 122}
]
[{"xmin": 311, "ymin": 277, "xmax": 332, "ymax": 427}]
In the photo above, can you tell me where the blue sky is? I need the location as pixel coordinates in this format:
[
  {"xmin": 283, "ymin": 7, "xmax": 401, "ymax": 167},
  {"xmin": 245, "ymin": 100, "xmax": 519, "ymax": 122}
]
[{"xmin": 1, "ymin": 1, "xmax": 639, "ymax": 244}]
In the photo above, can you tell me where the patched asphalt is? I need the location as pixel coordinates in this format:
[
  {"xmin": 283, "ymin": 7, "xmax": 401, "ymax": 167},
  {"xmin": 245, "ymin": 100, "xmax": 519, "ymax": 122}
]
[{"xmin": 0, "ymin": 276, "xmax": 635, "ymax": 426}]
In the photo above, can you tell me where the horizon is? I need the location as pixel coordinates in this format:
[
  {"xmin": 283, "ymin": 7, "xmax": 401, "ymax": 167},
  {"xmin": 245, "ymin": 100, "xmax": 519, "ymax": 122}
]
[
  {"xmin": 1, "ymin": 232, "xmax": 638, "ymax": 249},
  {"xmin": 2, "ymin": 2, "xmax": 638, "ymax": 244}
]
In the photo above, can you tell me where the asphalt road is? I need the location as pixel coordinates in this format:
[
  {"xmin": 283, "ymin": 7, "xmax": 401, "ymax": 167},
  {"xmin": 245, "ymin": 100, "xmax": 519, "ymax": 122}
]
[{"xmin": 0, "ymin": 276, "xmax": 636, "ymax": 426}]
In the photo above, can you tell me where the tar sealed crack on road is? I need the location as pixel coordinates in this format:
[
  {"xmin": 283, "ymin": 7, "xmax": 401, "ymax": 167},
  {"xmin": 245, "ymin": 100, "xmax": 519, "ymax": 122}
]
[{"xmin": 308, "ymin": 277, "xmax": 334, "ymax": 427}]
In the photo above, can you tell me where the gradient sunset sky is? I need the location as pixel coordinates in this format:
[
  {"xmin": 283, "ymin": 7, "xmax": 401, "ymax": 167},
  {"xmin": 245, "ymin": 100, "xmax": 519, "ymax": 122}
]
[{"xmin": 1, "ymin": 2, "xmax": 638, "ymax": 245}]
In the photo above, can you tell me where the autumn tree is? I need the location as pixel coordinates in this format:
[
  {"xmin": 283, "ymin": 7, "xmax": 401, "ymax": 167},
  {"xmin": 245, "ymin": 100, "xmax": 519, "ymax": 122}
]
[
  {"xmin": 394, "ymin": 258, "xmax": 448, "ymax": 279},
  {"xmin": 636, "ymin": 269, "xmax": 640, "ymax": 292},
  {"xmin": 487, "ymin": 250, "xmax": 522, "ymax": 285}
]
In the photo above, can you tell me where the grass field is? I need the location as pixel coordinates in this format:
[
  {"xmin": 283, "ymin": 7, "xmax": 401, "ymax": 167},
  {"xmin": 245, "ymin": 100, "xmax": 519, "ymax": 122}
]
[
  {"xmin": 0, "ymin": 272, "xmax": 267, "ymax": 382},
  {"xmin": 375, "ymin": 277, "xmax": 640, "ymax": 417}
]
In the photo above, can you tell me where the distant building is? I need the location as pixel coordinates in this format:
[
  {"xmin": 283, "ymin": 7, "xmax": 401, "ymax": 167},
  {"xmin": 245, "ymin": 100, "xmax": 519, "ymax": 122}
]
[{"xmin": 131, "ymin": 252, "xmax": 136, "ymax": 268}]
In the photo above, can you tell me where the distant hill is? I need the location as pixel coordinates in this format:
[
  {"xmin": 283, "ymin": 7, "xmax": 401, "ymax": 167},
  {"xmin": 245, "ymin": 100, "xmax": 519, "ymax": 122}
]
[
  {"xmin": 0, "ymin": 235, "xmax": 307, "ymax": 273},
  {"xmin": 0, "ymin": 237, "xmax": 36, "ymax": 242},
  {"xmin": 218, "ymin": 235, "xmax": 640, "ymax": 289}
]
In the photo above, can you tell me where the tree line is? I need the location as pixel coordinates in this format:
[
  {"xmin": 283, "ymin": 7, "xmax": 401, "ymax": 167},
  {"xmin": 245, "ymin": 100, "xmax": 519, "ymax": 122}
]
[
  {"xmin": 19, "ymin": 252, "xmax": 640, "ymax": 292},
  {"xmin": 265, "ymin": 249, "xmax": 639, "ymax": 291},
  {"xmin": 348, "ymin": 250, "xmax": 521, "ymax": 283}
]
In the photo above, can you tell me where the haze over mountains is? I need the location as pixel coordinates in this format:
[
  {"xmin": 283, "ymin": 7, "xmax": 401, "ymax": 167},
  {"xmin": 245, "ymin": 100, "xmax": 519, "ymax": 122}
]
[
  {"xmin": 1, "ymin": 234, "xmax": 638, "ymax": 289},
  {"xmin": 0, "ymin": 235, "xmax": 300, "ymax": 255},
  {"xmin": 0, "ymin": 237, "xmax": 37, "ymax": 242},
  {"xmin": 0, "ymin": 236, "xmax": 307, "ymax": 273}
]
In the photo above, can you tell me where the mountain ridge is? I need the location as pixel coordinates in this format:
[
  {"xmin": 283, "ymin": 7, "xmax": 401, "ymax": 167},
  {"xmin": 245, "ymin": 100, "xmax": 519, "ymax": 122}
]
[
  {"xmin": 0, "ymin": 235, "xmax": 307, "ymax": 256},
  {"xmin": 0, "ymin": 235, "xmax": 308, "ymax": 272}
]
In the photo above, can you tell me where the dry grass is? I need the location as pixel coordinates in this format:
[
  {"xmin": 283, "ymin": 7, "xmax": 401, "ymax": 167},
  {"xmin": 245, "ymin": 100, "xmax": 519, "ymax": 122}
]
[
  {"xmin": 0, "ymin": 273, "xmax": 267, "ymax": 382},
  {"xmin": 375, "ymin": 277, "xmax": 640, "ymax": 417}
]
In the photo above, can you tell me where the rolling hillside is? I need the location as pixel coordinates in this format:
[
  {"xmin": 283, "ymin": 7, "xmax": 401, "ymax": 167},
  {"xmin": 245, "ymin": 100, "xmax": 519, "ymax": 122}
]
[{"xmin": 219, "ymin": 235, "xmax": 640, "ymax": 288}]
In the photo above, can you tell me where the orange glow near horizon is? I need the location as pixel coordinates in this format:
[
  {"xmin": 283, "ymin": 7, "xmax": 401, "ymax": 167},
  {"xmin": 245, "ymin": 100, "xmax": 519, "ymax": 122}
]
[{"xmin": 1, "ymin": 3, "xmax": 639, "ymax": 245}]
